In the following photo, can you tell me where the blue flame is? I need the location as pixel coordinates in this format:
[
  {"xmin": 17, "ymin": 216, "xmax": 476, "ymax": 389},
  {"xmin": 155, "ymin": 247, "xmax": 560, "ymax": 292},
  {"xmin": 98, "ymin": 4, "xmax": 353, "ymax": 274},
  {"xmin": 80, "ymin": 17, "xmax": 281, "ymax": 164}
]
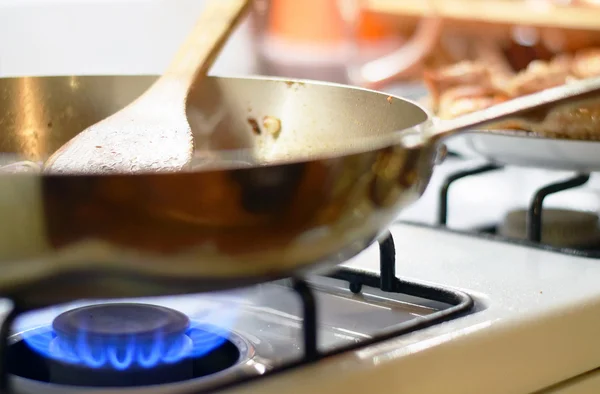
[{"xmin": 22, "ymin": 322, "xmax": 229, "ymax": 370}]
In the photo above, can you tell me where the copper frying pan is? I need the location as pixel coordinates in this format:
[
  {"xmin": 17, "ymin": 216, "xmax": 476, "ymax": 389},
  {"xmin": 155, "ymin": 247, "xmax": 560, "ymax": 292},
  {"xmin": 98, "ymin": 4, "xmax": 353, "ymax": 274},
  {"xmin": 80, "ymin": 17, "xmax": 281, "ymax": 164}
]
[{"xmin": 1, "ymin": 74, "xmax": 599, "ymax": 307}]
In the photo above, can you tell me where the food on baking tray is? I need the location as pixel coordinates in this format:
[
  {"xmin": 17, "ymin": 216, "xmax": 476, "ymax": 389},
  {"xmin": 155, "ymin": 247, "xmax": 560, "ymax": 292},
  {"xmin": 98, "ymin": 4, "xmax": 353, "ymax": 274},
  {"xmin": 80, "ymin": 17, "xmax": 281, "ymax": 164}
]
[
  {"xmin": 424, "ymin": 61, "xmax": 509, "ymax": 119},
  {"xmin": 423, "ymin": 61, "xmax": 490, "ymax": 107},
  {"xmin": 547, "ymin": 0, "xmax": 600, "ymax": 8},
  {"xmin": 424, "ymin": 41, "xmax": 516, "ymax": 118},
  {"xmin": 424, "ymin": 45, "xmax": 600, "ymax": 139},
  {"xmin": 437, "ymin": 85, "xmax": 508, "ymax": 119},
  {"xmin": 572, "ymin": 48, "xmax": 600, "ymax": 78},
  {"xmin": 472, "ymin": 40, "xmax": 515, "ymax": 88},
  {"xmin": 530, "ymin": 101, "xmax": 600, "ymax": 140},
  {"xmin": 507, "ymin": 55, "xmax": 575, "ymax": 96},
  {"xmin": 570, "ymin": 0, "xmax": 600, "ymax": 7}
]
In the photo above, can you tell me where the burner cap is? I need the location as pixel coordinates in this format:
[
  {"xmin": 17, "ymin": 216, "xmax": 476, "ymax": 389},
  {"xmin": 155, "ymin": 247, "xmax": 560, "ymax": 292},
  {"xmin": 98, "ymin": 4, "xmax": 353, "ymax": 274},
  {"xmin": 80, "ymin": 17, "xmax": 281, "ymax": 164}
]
[
  {"xmin": 53, "ymin": 303, "xmax": 190, "ymax": 341},
  {"xmin": 499, "ymin": 208, "xmax": 600, "ymax": 247}
]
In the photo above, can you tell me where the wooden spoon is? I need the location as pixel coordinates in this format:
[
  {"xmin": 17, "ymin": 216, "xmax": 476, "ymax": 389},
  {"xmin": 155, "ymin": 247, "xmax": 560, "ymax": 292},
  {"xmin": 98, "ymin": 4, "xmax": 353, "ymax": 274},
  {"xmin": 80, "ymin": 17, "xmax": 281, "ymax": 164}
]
[{"xmin": 44, "ymin": 0, "xmax": 251, "ymax": 175}]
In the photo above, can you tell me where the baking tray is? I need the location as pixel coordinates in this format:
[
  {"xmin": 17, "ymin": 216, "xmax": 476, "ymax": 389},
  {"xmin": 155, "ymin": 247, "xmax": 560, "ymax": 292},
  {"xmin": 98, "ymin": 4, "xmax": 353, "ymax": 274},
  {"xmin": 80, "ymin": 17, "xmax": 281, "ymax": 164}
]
[
  {"xmin": 385, "ymin": 82, "xmax": 600, "ymax": 172},
  {"xmin": 444, "ymin": 130, "xmax": 600, "ymax": 172}
]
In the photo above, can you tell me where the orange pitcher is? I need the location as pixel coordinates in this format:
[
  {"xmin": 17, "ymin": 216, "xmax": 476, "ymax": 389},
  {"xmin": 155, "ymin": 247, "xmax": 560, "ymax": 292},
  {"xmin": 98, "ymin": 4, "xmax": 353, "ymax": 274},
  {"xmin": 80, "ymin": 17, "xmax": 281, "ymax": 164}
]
[{"xmin": 252, "ymin": 0, "xmax": 442, "ymax": 88}]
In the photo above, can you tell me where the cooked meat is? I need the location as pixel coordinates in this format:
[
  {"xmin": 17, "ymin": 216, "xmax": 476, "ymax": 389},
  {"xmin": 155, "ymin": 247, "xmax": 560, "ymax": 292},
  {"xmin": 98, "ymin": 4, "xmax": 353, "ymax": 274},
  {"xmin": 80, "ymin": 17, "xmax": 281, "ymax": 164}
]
[
  {"xmin": 424, "ymin": 42, "xmax": 600, "ymax": 139},
  {"xmin": 423, "ymin": 61, "xmax": 492, "ymax": 111},
  {"xmin": 570, "ymin": 0, "xmax": 600, "ymax": 7},
  {"xmin": 438, "ymin": 85, "xmax": 500, "ymax": 103},
  {"xmin": 507, "ymin": 57, "xmax": 575, "ymax": 97},
  {"xmin": 531, "ymin": 100, "xmax": 600, "ymax": 140},
  {"xmin": 438, "ymin": 96, "xmax": 499, "ymax": 119},
  {"xmin": 423, "ymin": 61, "xmax": 490, "ymax": 90},
  {"xmin": 550, "ymin": 53, "xmax": 575, "ymax": 70},
  {"xmin": 572, "ymin": 48, "xmax": 600, "ymax": 78},
  {"xmin": 472, "ymin": 39, "xmax": 515, "ymax": 89},
  {"xmin": 437, "ymin": 85, "xmax": 509, "ymax": 119}
]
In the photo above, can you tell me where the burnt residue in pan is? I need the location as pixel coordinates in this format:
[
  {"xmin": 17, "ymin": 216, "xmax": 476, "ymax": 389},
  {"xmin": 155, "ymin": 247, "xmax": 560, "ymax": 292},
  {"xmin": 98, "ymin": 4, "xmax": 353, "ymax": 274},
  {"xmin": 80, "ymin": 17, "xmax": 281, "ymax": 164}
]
[
  {"xmin": 283, "ymin": 81, "xmax": 306, "ymax": 91},
  {"xmin": 247, "ymin": 117, "xmax": 261, "ymax": 135},
  {"xmin": 248, "ymin": 116, "xmax": 282, "ymax": 138}
]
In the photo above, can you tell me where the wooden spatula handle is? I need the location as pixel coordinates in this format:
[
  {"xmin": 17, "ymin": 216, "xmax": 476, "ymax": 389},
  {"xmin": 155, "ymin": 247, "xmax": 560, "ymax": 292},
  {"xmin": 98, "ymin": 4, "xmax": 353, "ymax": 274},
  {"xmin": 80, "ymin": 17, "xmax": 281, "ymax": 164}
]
[{"xmin": 164, "ymin": 0, "xmax": 252, "ymax": 86}]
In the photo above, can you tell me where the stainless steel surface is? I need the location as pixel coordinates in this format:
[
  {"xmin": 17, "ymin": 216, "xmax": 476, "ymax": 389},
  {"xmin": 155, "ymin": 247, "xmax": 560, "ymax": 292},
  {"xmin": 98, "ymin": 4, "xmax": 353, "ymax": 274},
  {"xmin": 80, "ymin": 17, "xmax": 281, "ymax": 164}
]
[
  {"xmin": 446, "ymin": 131, "xmax": 600, "ymax": 171},
  {"xmin": 9, "ymin": 276, "xmax": 446, "ymax": 393},
  {"xmin": 0, "ymin": 75, "xmax": 431, "ymax": 305}
]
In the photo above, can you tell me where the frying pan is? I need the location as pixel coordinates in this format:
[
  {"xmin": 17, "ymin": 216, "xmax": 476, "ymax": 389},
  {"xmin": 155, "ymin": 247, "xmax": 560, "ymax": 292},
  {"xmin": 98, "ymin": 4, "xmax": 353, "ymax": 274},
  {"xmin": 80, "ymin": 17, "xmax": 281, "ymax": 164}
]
[
  {"xmin": 0, "ymin": 75, "xmax": 434, "ymax": 306},
  {"xmin": 2, "ymin": 74, "xmax": 600, "ymax": 307}
]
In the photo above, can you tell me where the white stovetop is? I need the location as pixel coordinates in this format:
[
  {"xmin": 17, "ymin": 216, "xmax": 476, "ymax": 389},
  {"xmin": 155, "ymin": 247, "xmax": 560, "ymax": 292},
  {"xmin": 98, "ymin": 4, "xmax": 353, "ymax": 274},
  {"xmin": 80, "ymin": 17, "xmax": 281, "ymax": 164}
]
[
  {"xmin": 211, "ymin": 222, "xmax": 600, "ymax": 394},
  {"xmin": 8, "ymin": 221, "xmax": 600, "ymax": 394},
  {"xmin": 6, "ymin": 221, "xmax": 600, "ymax": 394}
]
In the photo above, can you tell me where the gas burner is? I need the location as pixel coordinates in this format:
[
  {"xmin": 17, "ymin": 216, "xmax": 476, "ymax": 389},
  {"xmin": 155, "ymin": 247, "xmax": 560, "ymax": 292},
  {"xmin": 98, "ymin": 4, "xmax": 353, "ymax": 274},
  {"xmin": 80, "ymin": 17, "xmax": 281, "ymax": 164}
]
[
  {"xmin": 52, "ymin": 303, "xmax": 192, "ymax": 370},
  {"xmin": 435, "ymin": 164, "xmax": 600, "ymax": 256},
  {"xmin": 7, "ymin": 303, "xmax": 253, "ymax": 388},
  {"xmin": 499, "ymin": 208, "xmax": 600, "ymax": 248}
]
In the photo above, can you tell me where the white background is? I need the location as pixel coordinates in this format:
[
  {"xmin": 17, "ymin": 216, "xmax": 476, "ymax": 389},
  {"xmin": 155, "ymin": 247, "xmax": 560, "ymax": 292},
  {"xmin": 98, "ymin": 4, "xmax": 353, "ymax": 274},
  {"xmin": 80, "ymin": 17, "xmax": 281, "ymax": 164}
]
[{"xmin": 0, "ymin": 0, "xmax": 257, "ymax": 77}]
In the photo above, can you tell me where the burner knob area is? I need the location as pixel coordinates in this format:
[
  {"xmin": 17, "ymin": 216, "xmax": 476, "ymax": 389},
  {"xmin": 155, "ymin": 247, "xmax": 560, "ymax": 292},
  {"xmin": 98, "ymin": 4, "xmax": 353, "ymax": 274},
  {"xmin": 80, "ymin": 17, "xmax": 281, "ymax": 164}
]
[{"xmin": 499, "ymin": 208, "xmax": 600, "ymax": 247}]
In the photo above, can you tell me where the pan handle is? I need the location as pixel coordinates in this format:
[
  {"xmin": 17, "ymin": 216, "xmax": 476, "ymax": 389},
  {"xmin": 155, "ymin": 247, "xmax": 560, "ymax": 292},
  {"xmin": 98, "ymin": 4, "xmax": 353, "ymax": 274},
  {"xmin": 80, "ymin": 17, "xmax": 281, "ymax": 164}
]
[{"xmin": 427, "ymin": 77, "xmax": 600, "ymax": 143}]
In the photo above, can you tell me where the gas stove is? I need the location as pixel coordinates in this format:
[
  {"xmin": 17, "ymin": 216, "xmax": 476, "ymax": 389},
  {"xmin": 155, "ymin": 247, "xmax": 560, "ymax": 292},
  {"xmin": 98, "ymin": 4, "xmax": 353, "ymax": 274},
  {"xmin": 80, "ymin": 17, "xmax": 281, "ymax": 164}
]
[
  {"xmin": 3, "ymin": 157, "xmax": 600, "ymax": 393},
  {"xmin": 2, "ymin": 2, "xmax": 600, "ymax": 392},
  {"xmin": 3, "ymin": 220, "xmax": 600, "ymax": 394},
  {"xmin": 2, "ymin": 226, "xmax": 473, "ymax": 393}
]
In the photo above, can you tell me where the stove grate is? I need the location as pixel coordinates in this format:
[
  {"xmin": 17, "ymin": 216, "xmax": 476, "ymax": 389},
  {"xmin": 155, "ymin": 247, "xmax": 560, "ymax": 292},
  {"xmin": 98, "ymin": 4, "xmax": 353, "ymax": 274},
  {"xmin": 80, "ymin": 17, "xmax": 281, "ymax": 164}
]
[
  {"xmin": 436, "ymin": 164, "xmax": 600, "ymax": 258},
  {"xmin": 0, "ymin": 232, "xmax": 474, "ymax": 394},
  {"xmin": 438, "ymin": 164, "xmax": 502, "ymax": 226}
]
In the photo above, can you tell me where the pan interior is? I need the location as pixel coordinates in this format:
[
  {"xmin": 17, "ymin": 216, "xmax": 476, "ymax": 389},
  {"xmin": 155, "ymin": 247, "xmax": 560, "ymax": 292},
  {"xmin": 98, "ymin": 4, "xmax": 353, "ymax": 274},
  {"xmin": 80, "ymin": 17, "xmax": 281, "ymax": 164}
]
[{"xmin": 0, "ymin": 75, "xmax": 428, "ymax": 167}]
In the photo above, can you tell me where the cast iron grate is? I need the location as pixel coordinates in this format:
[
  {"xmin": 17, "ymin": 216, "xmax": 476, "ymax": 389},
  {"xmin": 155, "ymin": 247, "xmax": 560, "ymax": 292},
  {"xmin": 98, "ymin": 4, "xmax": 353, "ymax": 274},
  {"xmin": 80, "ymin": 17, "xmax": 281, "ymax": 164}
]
[
  {"xmin": 0, "ymin": 232, "xmax": 474, "ymax": 394},
  {"xmin": 436, "ymin": 164, "xmax": 600, "ymax": 258}
]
